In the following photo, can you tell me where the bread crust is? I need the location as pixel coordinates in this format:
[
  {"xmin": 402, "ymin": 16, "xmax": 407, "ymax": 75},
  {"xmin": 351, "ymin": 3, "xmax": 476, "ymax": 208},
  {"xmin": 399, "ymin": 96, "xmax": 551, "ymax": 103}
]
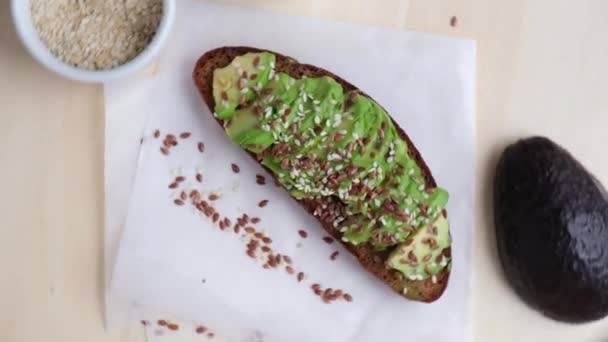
[{"xmin": 193, "ymin": 46, "xmax": 450, "ymax": 302}]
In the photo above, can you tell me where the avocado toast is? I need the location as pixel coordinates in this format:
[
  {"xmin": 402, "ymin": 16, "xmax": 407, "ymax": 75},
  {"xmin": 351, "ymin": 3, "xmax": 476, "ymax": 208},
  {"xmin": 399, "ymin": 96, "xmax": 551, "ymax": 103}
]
[{"xmin": 193, "ymin": 47, "xmax": 452, "ymax": 303}]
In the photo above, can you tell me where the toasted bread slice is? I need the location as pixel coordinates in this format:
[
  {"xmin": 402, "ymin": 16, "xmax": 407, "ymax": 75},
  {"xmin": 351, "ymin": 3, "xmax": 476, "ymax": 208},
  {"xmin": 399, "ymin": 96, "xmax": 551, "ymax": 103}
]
[{"xmin": 193, "ymin": 47, "xmax": 451, "ymax": 302}]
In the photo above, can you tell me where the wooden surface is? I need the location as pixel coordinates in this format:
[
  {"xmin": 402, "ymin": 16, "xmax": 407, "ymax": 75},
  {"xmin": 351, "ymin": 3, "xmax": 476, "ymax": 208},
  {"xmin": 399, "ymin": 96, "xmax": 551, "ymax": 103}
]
[{"xmin": 2, "ymin": 0, "xmax": 608, "ymax": 341}]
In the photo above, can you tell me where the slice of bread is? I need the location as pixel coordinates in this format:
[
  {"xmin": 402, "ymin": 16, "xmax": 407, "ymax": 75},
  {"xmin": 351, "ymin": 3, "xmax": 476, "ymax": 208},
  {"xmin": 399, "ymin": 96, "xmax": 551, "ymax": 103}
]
[{"xmin": 193, "ymin": 47, "xmax": 450, "ymax": 302}]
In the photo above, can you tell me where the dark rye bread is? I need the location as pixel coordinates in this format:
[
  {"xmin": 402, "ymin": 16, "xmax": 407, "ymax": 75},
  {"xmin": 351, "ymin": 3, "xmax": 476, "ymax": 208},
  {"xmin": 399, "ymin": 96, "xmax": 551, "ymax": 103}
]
[{"xmin": 193, "ymin": 47, "xmax": 451, "ymax": 303}]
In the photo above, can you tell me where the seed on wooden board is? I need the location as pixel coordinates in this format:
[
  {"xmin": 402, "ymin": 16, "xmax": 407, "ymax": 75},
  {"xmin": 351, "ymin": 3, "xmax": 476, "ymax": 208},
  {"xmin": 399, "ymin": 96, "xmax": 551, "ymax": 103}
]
[
  {"xmin": 197, "ymin": 142, "xmax": 205, "ymax": 153},
  {"xmin": 297, "ymin": 272, "xmax": 305, "ymax": 282},
  {"xmin": 323, "ymin": 236, "xmax": 334, "ymax": 244},
  {"xmin": 209, "ymin": 193, "xmax": 219, "ymax": 201},
  {"xmin": 179, "ymin": 132, "xmax": 191, "ymax": 139},
  {"xmin": 174, "ymin": 199, "xmax": 184, "ymax": 206},
  {"xmin": 285, "ymin": 266, "xmax": 294, "ymax": 274},
  {"xmin": 168, "ymin": 182, "xmax": 178, "ymax": 189},
  {"xmin": 330, "ymin": 251, "xmax": 339, "ymax": 260},
  {"xmin": 160, "ymin": 147, "xmax": 169, "ymax": 155},
  {"xmin": 196, "ymin": 173, "xmax": 203, "ymax": 182},
  {"xmin": 298, "ymin": 230, "xmax": 308, "ymax": 238},
  {"xmin": 258, "ymin": 199, "xmax": 269, "ymax": 207},
  {"xmin": 251, "ymin": 217, "xmax": 261, "ymax": 224},
  {"xmin": 231, "ymin": 163, "xmax": 240, "ymax": 173}
]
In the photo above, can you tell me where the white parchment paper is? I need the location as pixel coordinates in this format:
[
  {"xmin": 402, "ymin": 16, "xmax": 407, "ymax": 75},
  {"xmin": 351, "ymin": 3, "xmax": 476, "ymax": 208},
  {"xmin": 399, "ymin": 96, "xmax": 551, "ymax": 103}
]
[{"xmin": 105, "ymin": 1, "xmax": 476, "ymax": 341}]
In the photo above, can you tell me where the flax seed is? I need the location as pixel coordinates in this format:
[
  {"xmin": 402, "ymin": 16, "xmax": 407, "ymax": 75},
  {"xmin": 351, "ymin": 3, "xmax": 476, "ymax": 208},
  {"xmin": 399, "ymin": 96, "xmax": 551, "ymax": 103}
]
[
  {"xmin": 174, "ymin": 199, "xmax": 184, "ymax": 206},
  {"xmin": 256, "ymin": 174, "xmax": 266, "ymax": 185},
  {"xmin": 196, "ymin": 173, "xmax": 203, "ymax": 182},
  {"xmin": 330, "ymin": 251, "xmax": 339, "ymax": 260},
  {"xmin": 262, "ymin": 237, "xmax": 272, "ymax": 244},
  {"xmin": 168, "ymin": 182, "xmax": 178, "ymax": 189},
  {"xmin": 160, "ymin": 147, "xmax": 169, "ymax": 155},
  {"xmin": 276, "ymin": 254, "xmax": 282, "ymax": 264},
  {"xmin": 180, "ymin": 191, "xmax": 187, "ymax": 200},
  {"xmin": 297, "ymin": 272, "xmax": 305, "ymax": 282},
  {"xmin": 195, "ymin": 326, "xmax": 207, "ymax": 334},
  {"xmin": 322, "ymin": 236, "xmax": 334, "ymax": 244},
  {"xmin": 208, "ymin": 193, "xmax": 219, "ymax": 201},
  {"xmin": 254, "ymin": 232, "xmax": 263, "ymax": 239},
  {"xmin": 197, "ymin": 142, "xmax": 205, "ymax": 153},
  {"xmin": 231, "ymin": 163, "xmax": 240, "ymax": 173},
  {"xmin": 153, "ymin": 130, "xmax": 160, "ymax": 138},
  {"xmin": 247, "ymin": 250, "xmax": 256, "ymax": 258},
  {"xmin": 285, "ymin": 266, "xmax": 294, "ymax": 274},
  {"xmin": 283, "ymin": 255, "xmax": 292, "ymax": 264},
  {"xmin": 258, "ymin": 199, "xmax": 269, "ymax": 207},
  {"xmin": 158, "ymin": 320, "xmax": 167, "ymax": 326},
  {"xmin": 167, "ymin": 323, "xmax": 179, "ymax": 331},
  {"xmin": 312, "ymin": 283, "xmax": 321, "ymax": 291},
  {"xmin": 245, "ymin": 227, "xmax": 255, "ymax": 234},
  {"xmin": 212, "ymin": 213, "xmax": 219, "ymax": 223},
  {"xmin": 298, "ymin": 230, "xmax": 308, "ymax": 238},
  {"xmin": 343, "ymin": 293, "xmax": 353, "ymax": 302},
  {"xmin": 251, "ymin": 217, "xmax": 261, "ymax": 224},
  {"xmin": 179, "ymin": 132, "xmax": 191, "ymax": 139},
  {"xmin": 234, "ymin": 224, "xmax": 241, "ymax": 233}
]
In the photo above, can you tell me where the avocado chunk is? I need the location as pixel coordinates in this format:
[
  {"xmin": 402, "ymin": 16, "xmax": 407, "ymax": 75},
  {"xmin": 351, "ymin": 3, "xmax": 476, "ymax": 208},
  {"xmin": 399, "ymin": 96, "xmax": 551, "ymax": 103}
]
[
  {"xmin": 495, "ymin": 136, "xmax": 608, "ymax": 323},
  {"xmin": 387, "ymin": 214, "xmax": 450, "ymax": 281}
]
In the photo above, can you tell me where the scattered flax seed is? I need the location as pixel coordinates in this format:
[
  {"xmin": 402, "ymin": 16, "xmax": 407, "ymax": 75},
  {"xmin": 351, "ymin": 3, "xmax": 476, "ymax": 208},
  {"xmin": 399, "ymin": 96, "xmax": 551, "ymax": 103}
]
[
  {"xmin": 180, "ymin": 191, "xmax": 187, "ymax": 200},
  {"xmin": 153, "ymin": 130, "xmax": 160, "ymax": 138},
  {"xmin": 450, "ymin": 16, "xmax": 458, "ymax": 27},
  {"xmin": 245, "ymin": 227, "xmax": 255, "ymax": 234},
  {"xmin": 258, "ymin": 199, "xmax": 269, "ymax": 207},
  {"xmin": 323, "ymin": 236, "xmax": 334, "ymax": 244},
  {"xmin": 334, "ymin": 289, "xmax": 343, "ymax": 297},
  {"xmin": 140, "ymin": 320, "xmax": 148, "ymax": 325},
  {"xmin": 212, "ymin": 213, "xmax": 219, "ymax": 223},
  {"xmin": 197, "ymin": 142, "xmax": 205, "ymax": 153},
  {"xmin": 256, "ymin": 174, "xmax": 266, "ymax": 185},
  {"xmin": 283, "ymin": 255, "xmax": 292, "ymax": 264},
  {"xmin": 234, "ymin": 225, "xmax": 241, "ymax": 233},
  {"xmin": 179, "ymin": 132, "xmax": 191, "ymax": 139},
  {"xmin": 297, "ymin": 272, "xmax": 305, "ymax": 282},
  {"xmin": 219, "ymin": 221, "xmax": 225, "ymax": 230},
  {"xmin": 158, "ymin": 320, "xmax": 167, "ymax": 326},
  {"xmin": 195, "ymin": 326, "xmax": 207, "ymax": 334},
  {"xmin": 343, "ymin": 293, "xmax": 353, "ymax": 302},
  {"xmin": 330, "ymin": 251, "xmax": 339, "ymax": 260},
  {"xmin": 242, "ymin": 214, "xmax": 250, "ymax": 223},
  {"xmin": 298, "ymin": 230, "xmax": 308, "ymax": 238},
  {"xmin": 254, "ymin": 232, "xmax": 264, "ymax": 239},
  {"xmin": 251, "ymin": 217, "xmax": 261, "ymax": 224},
  {"xmin": 174, "ymin": 199, "xmax": 184, "ymax": 206},
  {"xmin": 207, "ymin": 332, "xmax": 215, "ymax": 338},
  {"xmin": 262, "ymin": 237, "xmax": 272, "ymax": 244},
  {"xmin": 261, "ymin": 246, "xmax": 271, "ymax": 252},
  {"xmin": 160, "ymin": 147, "xmax": 169, "ymax": 155},
  {"xmin": 285, "ymin": 266, "xmax": 295, "ymax": 274},
  {"xmin": 167, "ymin": 323, "xmax": 179, "ymax": 331},
  {"xmin": 208, "ymin": 193, "xmax": 219, "ymax": 201},
  {"xmin": 196, "ymin": 173, "xmax": 203, "ymax": 182},
  {"xmin": 312, "ymin": 284, "xmax": 321, "ymax": 291},
  {"xmin": 231, "ymin": 163, "xmax": 240, "ymax": 173},
  {"xmin": 247, "ymin": 250, "xmax": 256, "ymax": 258},
  {"xmin": 175, "ymin": 176, "xmax": 185, "ymax": 182},
  {"xmin": 168, "ymin": 182, "xmax": 178, "ymax": 189},
  {"xmin": 223, "ymin": 218, "xmax": 231, "ymax": 227}
]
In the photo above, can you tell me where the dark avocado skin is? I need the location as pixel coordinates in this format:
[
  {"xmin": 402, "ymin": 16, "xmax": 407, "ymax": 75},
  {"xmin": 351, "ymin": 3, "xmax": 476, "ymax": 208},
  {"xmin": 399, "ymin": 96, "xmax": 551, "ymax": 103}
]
[{"xmin": 494, "ymin": 136, "xmax": 608, "ymax": 323}]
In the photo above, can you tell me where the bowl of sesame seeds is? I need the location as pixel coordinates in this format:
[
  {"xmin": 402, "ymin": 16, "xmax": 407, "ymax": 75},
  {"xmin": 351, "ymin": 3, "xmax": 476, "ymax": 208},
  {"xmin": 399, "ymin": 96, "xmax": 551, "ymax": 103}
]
[{"xmin": 11, "ymin": 0, "xmax": 175, "ymax": 83}]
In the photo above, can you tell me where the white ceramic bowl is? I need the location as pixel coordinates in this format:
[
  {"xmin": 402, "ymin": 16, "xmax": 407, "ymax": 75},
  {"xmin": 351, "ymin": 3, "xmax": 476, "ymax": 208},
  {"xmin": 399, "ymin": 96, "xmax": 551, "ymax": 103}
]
[{"xmin": 11, "ymin": 0, "xmax": 175, "ymax": 83}]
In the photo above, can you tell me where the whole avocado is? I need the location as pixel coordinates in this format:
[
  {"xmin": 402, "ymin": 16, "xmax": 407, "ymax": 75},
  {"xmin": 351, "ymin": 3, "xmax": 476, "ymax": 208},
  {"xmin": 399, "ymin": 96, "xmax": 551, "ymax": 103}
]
[{"xmin": 494, "ymin": 136, "xmax": 608, "ymax": 323}]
